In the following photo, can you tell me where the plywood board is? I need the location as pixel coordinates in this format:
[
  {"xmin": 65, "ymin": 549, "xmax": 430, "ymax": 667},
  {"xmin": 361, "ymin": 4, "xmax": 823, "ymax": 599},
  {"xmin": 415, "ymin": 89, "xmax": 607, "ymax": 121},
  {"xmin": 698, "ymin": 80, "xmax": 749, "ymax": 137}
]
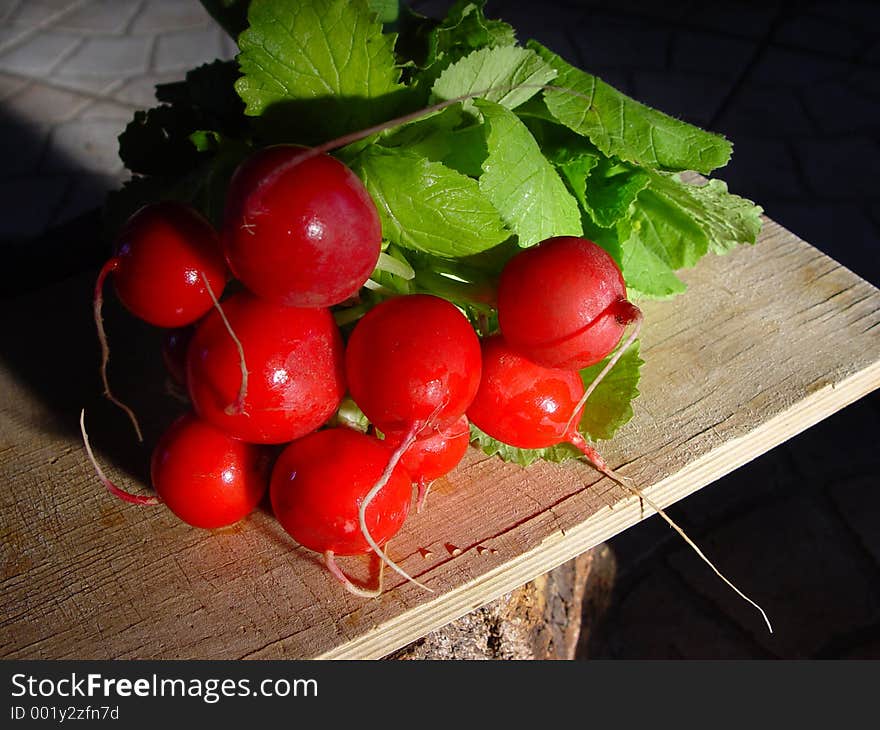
[{"xmin": 1, "ymin": 216, "xmax": 878, "ymax": 659}]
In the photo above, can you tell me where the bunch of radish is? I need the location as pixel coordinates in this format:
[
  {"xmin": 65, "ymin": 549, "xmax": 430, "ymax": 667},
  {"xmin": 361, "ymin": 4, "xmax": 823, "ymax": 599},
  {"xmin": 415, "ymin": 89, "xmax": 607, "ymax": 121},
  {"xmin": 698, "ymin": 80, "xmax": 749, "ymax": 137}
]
[
  {"xmin": 84, "ymin": 138, "xmax": 770, "ymax": 631},
  {"xmin": 84, "ymin": 132, "xmax": 643, "ymax": 592}
]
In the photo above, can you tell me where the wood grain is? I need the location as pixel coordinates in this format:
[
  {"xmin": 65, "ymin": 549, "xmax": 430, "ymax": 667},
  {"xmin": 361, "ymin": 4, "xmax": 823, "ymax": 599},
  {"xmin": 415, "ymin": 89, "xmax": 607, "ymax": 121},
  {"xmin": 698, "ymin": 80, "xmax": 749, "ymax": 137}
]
[{"xmin": 2, "ymin": 216, "xmax": 879, "ymax": 660}]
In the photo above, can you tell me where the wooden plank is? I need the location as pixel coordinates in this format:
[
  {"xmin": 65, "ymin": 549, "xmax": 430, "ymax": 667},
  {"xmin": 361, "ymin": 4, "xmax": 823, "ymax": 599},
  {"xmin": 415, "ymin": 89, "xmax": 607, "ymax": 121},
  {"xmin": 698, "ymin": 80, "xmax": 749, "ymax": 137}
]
[{"xmin": 1, "ymin": 216, "xmax": 879, "ymax": 660}]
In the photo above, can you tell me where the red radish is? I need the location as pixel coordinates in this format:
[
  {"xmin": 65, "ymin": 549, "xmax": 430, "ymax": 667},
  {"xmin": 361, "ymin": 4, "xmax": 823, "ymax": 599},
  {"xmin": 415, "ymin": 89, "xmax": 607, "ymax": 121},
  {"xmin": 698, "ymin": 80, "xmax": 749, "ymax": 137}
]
[
  {"xmin": 345, "ymin": 294, "xmax": 482, "ymax": 434},
  {"xmin": 186, "ymin": 290, "xmax": 346, "ymax": 444},
  {"xmin": 468, "ymin": 335, "xmax": 773, "ymax": 633},
  {"xmin": 345, "ymin": 294, "xmax": 482, "ymax": 587},
  {"xmin": 151, "ymin": 412, "xmax": 270, "ymax": 529},
  {"xmin": 467, "ymin": 335, "xmax": 587, "ymax": 450},
  {"xmin": 270, "ymin": 427, "xmax": 412, "ymax": 597},
  {"xmin": 382, "ymin": 414, "xmax": 471, "ymax": 511},
  {"xmin": 94, "ymin": 201, "xmax": 228, "ymax": 439},
  {"xmin": 101, "ymin": 201, "xmax": 228, "ymax": 328},
  {"xmin": 80, "ymin": 409, "xmax": 269, "ymax": 528},
  {"xmin": 497, "ymin": 236, "xmax": 638, "ymax": 370},
  {"xmin": 221, "ymin": 145, "xmax": 382, "ymax": 308}
]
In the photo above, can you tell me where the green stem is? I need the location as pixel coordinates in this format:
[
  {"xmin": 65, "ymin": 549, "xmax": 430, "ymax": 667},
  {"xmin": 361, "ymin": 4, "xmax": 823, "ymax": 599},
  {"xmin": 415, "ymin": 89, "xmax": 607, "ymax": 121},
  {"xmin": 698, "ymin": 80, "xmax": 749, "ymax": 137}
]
[
  {"xmin": 373, "ymin": 251, "xmax": 415, "ymax": 280},
  {"xmin": 333, "ymin": 301, "xmax": 373, "ymax": 327},
  {"xmin": 413, "ymin": 268, "xmax": 497, "ymax": 311}
]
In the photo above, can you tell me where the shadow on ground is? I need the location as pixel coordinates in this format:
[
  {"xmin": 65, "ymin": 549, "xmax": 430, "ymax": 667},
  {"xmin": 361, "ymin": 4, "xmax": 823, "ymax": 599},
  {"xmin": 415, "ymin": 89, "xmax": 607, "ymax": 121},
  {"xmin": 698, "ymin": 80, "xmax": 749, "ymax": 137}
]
[{"xmin": 0, "ymin": 104, "xmax": 185, "ymax": 482}]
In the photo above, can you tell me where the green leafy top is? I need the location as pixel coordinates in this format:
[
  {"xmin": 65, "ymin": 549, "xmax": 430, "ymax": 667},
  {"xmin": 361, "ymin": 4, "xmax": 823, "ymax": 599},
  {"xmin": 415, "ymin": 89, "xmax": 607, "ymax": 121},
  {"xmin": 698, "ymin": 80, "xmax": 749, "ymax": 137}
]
[
  {"xmin": 235, "ymin": 0, "xmax": 408, "ymax": 142},
  {"xmin": 476, "ymin": 99, "xmax": 582, "ymax": 247},
  {"xmin": 529, "ymin": 41, "xmax": 732, "ymax": 174},
  {"xmin": 353, "ymin": 145, "xmax": 510, "ymax": 257},
  {"xmin": 110, "ymin": 0, "xmax": 765, "ymax": 465},
  {"xmin": 431, "ymin": 45, "xmax": 556, "ymax": 111}
]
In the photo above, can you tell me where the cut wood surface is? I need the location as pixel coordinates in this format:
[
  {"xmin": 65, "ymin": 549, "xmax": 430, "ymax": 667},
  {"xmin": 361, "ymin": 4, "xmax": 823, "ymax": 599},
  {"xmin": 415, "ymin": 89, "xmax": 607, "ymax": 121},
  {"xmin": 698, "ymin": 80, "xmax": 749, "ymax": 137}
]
[{"xmin": 2, "ymin": 216, "xmax": 879, "ymax": 660}]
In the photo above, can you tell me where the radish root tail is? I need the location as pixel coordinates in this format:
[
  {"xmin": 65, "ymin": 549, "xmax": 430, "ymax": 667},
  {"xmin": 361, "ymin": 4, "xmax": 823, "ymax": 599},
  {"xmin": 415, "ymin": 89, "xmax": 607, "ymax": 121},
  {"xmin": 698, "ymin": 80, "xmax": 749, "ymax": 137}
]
[
  {"xmin": 79, "ymin": 409, "xmax": 160, "ymax": 505},
  {"xmin": 94, "ymin": 258, "xmax": 144, "ymax": 442},
  {"xmin": 359, "ymin": 411, "xmax": 446, "ymax": 593},
  {"xmin": 200, "ymin": 272, "xmax": 248, "ymax": 416},
  {"xmin": 565, "ymin": 302, "xmax": 643, "ymax": 438},
  {"xmin": 563, "ymin": 301, "xmax": 773, "ymax": 633},
  {"xmin": 568, "ymin": 431, "xmax": 773, "ymax": 634},
  {"xmin": 416, "ymin": 478, "xmax": 431, "ymax": 514},
  {"xmin": 324, "ymin": 550, "xmax": 386, "ymax": 599}
]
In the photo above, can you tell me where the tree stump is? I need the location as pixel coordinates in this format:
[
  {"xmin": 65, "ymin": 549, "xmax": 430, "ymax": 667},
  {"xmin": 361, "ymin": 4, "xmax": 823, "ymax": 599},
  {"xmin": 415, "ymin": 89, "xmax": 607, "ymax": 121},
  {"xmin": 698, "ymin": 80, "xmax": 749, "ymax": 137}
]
[{"xmin": 388, "ymin": 544, "xmax": 617, "ymax": 660}]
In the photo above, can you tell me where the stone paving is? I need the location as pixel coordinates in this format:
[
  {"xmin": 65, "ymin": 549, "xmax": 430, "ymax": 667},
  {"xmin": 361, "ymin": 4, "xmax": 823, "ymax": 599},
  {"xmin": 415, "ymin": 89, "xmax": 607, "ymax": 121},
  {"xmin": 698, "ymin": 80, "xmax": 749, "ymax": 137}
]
[
  {"xmin": 0, "ymin": 0, "xmax": 236, "ymax": 240},
  {"xmin": 2, "ymin": 0, "xmax": 878, "ymax": 659}
]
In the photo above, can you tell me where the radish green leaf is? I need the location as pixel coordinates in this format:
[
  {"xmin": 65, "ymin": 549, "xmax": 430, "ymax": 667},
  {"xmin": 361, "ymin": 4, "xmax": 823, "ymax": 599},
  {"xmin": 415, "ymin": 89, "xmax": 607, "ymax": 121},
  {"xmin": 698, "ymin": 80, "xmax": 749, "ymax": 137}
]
[
  {"xmin": 529, "ymin": 41, "xmax": 733, "ymax": 174},
  {"xmin": 477, "ymin": 99, "xmax": 582, "ymax": 247},
  {"xmin": 353, "ymin": 146, "xmax": 510, "ymax": 258}
]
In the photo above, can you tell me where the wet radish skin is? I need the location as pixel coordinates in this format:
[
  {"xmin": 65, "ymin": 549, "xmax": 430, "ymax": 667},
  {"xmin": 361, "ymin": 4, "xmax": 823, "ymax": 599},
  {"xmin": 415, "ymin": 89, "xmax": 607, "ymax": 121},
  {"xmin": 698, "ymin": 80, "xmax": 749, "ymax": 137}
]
[
  {"xmin": 345, "ymin": 294, "xmax": 482, "ymax": 433},
  {"xmin": 270, "ymin": 428, "xmax": 412, "ymax": 556},
  {"xmin": 112, "ymin": 201, "xmax": 228, "ymax": 328},
  {"xmin": 151, "ymin": 412, "xmax": 270, "ymax": 529},
  {"xmin": 383, "ymin": 414, "xmax": 471, "ymax": 484},
  {"xmin": 186, "ymin": 291, "xmax": 346, "ymax": 444},
  {"xmin": 221, "ymin": 146, "xmax": 382, "ymax": 308},
  {"xmin": 497, "ymin": 236, "xmax": 628, "ymax": 370},
  {"xmin": 467, "ymin": 335, "xmax": 586, "ymax": 449}
]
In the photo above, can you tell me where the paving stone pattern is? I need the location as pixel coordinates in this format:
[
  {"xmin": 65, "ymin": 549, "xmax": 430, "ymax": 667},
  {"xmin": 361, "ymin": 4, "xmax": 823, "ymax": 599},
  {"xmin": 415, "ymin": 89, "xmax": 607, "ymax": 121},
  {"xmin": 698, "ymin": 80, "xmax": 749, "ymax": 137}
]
[
  {"xmin": 0, "ymin": 0, "xmax": 236, "ymax": 240},
  {"xmin": 2, "ymin": 0, "xmax": 878, "ymax": 659}
]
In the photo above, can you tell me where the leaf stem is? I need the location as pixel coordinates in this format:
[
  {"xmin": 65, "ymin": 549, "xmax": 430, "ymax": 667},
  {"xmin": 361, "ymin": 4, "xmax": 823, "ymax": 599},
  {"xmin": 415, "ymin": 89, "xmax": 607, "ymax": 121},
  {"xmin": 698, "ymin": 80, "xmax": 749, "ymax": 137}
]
[
  {"xmin": 413, "ymin": 268, "xmax": 496, "ymax": 309},
  {"xmin": 374, "ymin": 251, "xmax": 415, "ymax": 280}
]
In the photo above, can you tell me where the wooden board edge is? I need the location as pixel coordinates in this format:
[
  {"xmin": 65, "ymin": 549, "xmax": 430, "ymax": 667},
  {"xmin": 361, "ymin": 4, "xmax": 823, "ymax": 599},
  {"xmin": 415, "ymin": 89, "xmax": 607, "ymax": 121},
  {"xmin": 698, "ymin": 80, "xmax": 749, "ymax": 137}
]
[{"xmin": 312, "ymin": 360, "xmax": 880, "ymax": 660}]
